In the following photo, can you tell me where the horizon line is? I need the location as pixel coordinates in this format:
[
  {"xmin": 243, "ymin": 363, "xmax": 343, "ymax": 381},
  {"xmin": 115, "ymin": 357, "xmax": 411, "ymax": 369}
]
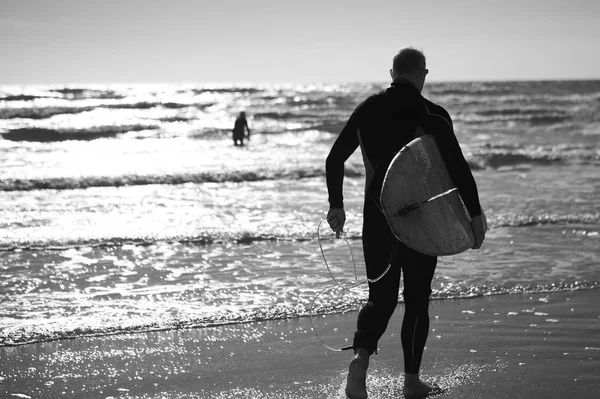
[{"xmin": 2, "ymin": 77, "xmax": 600, "ymax": 87}]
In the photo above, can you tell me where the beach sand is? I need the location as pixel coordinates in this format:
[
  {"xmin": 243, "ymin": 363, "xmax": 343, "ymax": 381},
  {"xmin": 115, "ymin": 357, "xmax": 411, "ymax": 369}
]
[{"xmin": 1, "ymin": 289, "xmax": 599, "ymax": 399}]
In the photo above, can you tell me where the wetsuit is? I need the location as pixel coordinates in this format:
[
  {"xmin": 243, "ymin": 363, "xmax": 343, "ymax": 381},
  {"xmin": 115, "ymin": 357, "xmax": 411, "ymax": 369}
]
[{"xmin": 325, "ymin": 79, "xmax": 481, "ymax": 374}]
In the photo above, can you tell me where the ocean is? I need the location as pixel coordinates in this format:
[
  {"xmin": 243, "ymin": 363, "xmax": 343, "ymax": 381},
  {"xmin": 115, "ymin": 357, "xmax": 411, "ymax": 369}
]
[{"xmin": 1, "ymin": 80, "xmax": 599, "ymax": 349}]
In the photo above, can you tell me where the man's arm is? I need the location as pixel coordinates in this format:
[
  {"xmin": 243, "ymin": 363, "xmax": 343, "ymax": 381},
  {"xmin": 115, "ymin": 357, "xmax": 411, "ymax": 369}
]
[
  {"xmin": 426, "ymin": 106, "xmax": 486, "ymax": 247},
  {"xmin": 427, "ymin": 111, "xmax": 481, "ymax": 217},
  {"xmin": 325, "ymin": 111, "xmax": 360, "ymax": 234},
  {"xmin": 325, "ymin": 113, "xmax": 360, "ymax": 209}
]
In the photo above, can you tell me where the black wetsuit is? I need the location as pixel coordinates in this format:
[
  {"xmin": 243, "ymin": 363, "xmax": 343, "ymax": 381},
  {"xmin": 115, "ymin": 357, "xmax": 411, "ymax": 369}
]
[{"xmin": 325, "ymin": 80, "xmax": 481, "ymax": 373}]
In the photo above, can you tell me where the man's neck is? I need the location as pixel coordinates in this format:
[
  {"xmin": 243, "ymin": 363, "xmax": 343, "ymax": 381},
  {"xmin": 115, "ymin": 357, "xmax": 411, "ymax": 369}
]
[{"xmin": 392, "ymin": 78, "xmax": 420, "ymax": 92}]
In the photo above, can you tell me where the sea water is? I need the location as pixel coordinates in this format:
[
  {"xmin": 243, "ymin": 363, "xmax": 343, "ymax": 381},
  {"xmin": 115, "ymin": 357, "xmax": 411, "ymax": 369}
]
[{"xmin": 0, "ymin": 81, "xmax": 598, "ymax": 346}]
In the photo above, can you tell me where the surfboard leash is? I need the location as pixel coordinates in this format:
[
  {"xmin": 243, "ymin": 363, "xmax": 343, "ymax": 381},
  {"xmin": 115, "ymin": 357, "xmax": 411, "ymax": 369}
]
[{"xmin": 310, "ymin": 218, "xmax": 392, "ymax": 352}]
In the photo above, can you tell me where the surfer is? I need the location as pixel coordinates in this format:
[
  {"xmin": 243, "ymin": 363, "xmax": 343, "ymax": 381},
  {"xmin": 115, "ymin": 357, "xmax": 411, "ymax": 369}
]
[
  {"xmin": 232, "ymin": 111, "xmax": 251, "ymax": 146},
  {"xmin": 325, "ymin": 47, "xmax": 486, "ymax": 398}
]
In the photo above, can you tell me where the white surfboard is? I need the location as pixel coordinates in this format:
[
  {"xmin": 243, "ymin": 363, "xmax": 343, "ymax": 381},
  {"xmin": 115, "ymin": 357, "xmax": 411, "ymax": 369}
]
[{"xmin": 380, "ymin": 134, "xmax": 484, "ymax": 256}]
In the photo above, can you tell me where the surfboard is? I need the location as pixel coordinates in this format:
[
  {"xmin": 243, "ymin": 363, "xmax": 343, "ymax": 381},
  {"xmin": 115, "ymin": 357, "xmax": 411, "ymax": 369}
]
[{"xmin": 380, "ymin": 134, "xmax": 484, "ymax": 256}]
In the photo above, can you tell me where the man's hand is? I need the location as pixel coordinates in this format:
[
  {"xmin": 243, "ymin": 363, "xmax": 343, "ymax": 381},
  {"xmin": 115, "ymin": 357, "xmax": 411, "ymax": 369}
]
[
  {"xmin": 471, "ymin": 213, "xmax": 487, "ymax": 249},
  {"xmin": 327, "ymin": 208, "xmax": 346, "ymax": 238}
]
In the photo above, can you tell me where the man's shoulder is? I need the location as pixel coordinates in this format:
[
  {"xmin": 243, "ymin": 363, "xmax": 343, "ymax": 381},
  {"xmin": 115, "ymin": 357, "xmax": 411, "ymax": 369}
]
[
  {"xmin": 356, "ymin": 90, "xmax": 387, "ymax": 110},
  {"xmin": 423, "ymin": 98, "xmax": 452, "ymax": 124}
]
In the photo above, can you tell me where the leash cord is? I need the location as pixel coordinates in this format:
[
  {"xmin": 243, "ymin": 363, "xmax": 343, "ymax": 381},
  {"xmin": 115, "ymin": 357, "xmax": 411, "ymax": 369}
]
[{"xmin": 309, "ymin": 218, "xmax": 392, "ymax": 352}]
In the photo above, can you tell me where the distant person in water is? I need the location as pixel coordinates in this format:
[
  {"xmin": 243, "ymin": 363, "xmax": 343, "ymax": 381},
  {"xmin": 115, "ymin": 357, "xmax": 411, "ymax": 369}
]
[{"xmin": 232, "ymin": 111, "xmax": 251, "ymax": 146}]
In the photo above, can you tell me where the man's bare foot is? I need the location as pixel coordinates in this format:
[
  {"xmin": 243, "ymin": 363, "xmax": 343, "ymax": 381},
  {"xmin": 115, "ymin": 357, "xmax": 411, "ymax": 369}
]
[
  {"xmin": 344, "ymin": 348, "xmax": 369, "ymax": 399},
  {"xmin": 403, "ymin": 373, "xmax": 441, "ymax": 397}
]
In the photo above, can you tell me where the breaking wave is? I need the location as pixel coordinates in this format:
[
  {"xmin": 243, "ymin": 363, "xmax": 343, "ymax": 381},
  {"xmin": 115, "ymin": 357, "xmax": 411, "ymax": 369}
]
[
  {"xmin": 49, "ymin": 88, "xmax": 126, "ymax": 100},
  {"xmin": 0, "ymin": 106, "xmax": 95, "ymax": 120},
  {"xmin": 467, "ymin": 144, "xmax": 599, "ymax": 170},
  {"xmin": 1, "ymin": 94, "xmax": 52, "ymax": 101},
  {"xmin": 492, "ymin": 212, "xmax": 600, "ymax": 228},
  {"xmin": 0, "ymin": 211, "xmax": 596, "ymax": 252},
  {"xmin": 0, "ymin": 168, "xmax": 324, "ymax": 192},
  {"xmin": 1, "ymin": 125, "xmax": 159, "ymax": 142},
  {"xmin": 1, "ymin": 281, "xmax": 598, "ymax": 347},
  {"xmin": 0, "ymin": 102, "xmax": 209, "ymax": 120}
]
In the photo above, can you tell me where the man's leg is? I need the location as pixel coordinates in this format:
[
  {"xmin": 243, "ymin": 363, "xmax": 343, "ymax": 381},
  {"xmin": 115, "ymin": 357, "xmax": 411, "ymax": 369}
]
[
  {"xmin": 399, "ymin": 244, "xmax": 440, "ymax": 396},
  {"xmin": 345, "ymin": 198, "xmax": 401, "ymax": 398}
]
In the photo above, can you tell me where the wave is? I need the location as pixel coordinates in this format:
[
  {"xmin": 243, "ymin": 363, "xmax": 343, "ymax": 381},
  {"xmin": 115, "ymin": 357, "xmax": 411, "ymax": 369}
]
[
  {"xmin": 469, "ymin": 152, "xmax": 562, "ymax": 169},
  {"xmin": 0, "ymin": 233, "xmax": 284, "ymax": 252},
  {"xmin": 159, "ymin": 116, "xmax": 193, "ymax": 123},
  {"xmin": 468, "ymin": 145, "xmax": 600, "ymax": 169},
  {"xmin": 492, "ymin": 212, "xmax": 600, "ymax": 228},
  {"xmin": 103, "ymin": 101, "xmax": 205, "ymax": 110},
  {"xmin": 1, "ymin": 102, "xmax": 210, "ymax": 120},
  {"xmin": 1, "ymin": 282, "xmax": 598, "ymax": 347},
  {"xmin": 428, "ymin": 80, "xmax": 600, "ymax": 97},
  {"xmin": 0, "ymin": 94, "xmax": 51, "ymax": 101},
  {"xmin": 0, "ymin": 144, "xmax": 597, "ymax": 191},
  {"xmin": 0, "ymin": 106, "xmax": 95, "ymax": 120},
  {"xmin": 0, "ymin": 168, "xmax": 325, "ymax": 192},
  {"xmin": 309, "ymin": 120, "xmax": 348, "ymax": 133},
  {"xmin": 0, "ymin": 211, "xmax": 596, "ymax": 251},
  {"xmin": 0, "ymin": 125, "xmax": 159, "ymax": 142},
  {"xmin": 254, "ymin": 111, "xmax": 321, "ymax": 120},
  {"xmin": 192, "ymin": 87, "xmax": 263, "ymax": 95},
  {"xmin": 427, "ymin": 85, "xmax": 516, "ymax": 97},
  {"xmin": 477, "ymin": 108, "xmax": 571, "ymax": 124},
  {"xmin": 457, "ymin": 108, "xmax": 572, "ymax": 125},
  {"xmin": 284, "ymin": 95, "xmax": 341, "ymax": 108},
  {"xmin": 50, "ymin": 88, "xmax": 126, "ymax": 100},
  {"xmin": 1, "ymin": 87, "xmax": 141, "ymax": 103}
]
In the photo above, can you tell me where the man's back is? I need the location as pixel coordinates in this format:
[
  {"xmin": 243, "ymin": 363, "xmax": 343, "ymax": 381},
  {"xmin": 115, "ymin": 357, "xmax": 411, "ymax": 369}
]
[
  {"xmin": 351, "ymin": 81, "xmax": 452, "ymax": 198},
  {"xmin": 326, "ymin": 79, "xmax": 480, "ymax": 217}
]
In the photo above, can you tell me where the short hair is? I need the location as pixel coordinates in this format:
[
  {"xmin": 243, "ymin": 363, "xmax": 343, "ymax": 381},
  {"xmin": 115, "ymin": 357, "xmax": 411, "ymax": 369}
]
[{"xmin": 392, "ymin": 47, "xmax": 426, "ymax": 75}]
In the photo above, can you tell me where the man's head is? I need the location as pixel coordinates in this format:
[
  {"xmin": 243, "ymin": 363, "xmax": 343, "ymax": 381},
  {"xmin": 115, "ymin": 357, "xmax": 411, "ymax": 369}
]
[{"xmin": 390, "ymin": 47, "xmax": 428, "ymax": 92}]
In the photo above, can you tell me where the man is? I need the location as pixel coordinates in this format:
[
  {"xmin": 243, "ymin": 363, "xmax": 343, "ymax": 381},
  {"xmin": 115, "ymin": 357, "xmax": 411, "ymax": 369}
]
[
  {"xmin": 232, "ymin": 111, "xmax": 251, "ymax": 146},
  {"xmin": 325, "ymin": 47, "xmax": 486, "ymax": 398}
]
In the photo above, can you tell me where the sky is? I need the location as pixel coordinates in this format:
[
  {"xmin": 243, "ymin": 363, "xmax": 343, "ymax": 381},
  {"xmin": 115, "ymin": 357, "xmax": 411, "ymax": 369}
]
[{"xmin": 1, "ymin": 0, "xmax": 599, "ymax": 84}]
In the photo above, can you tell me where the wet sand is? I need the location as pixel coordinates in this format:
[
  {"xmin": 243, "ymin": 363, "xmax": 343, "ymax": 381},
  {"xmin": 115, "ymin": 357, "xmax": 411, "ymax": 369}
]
[{"xmin": 1, "ymin": 289, "xmax": 599, "ymax": 399}]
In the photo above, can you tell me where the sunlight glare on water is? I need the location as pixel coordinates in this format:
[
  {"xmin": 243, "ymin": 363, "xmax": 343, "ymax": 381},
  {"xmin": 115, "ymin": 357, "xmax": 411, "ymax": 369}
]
[{"xmin": 1, "ymin": 80, "xmax": 599, "ymax": 347}]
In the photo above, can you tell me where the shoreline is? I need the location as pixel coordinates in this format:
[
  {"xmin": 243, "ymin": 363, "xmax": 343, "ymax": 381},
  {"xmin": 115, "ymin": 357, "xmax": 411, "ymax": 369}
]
[
  {"xmin": 3, "ymin": 285, "xmax": 599, "ymax": 349},
  {"xmin": 1, "ymin": 289, "xmax": 599, "ymax": 398}
]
